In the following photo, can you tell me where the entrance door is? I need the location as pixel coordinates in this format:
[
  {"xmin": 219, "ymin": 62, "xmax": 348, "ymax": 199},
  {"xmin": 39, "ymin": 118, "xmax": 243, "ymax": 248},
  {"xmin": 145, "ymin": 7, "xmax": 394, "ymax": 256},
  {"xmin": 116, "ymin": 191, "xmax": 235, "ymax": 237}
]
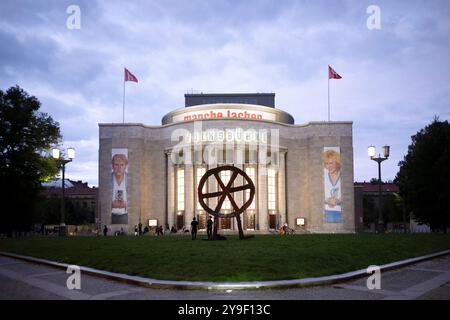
[
  {"xmin": 221, "ymin": 217, "xmax": 232, "ymax": 230},
  {"xmin": 176, "ymin": 214, "xmax": 184, "ymax": 230},
  {"xmin": 198, "ymin": 212, "xmax": 206, "ymax": 230},
  {"xmin": 269, "ymin": 214, "xmax": 277, "ymax": 229},
  {"xmin": 245, "ymin": 212, "xmax": 255, "ymax": 230}
]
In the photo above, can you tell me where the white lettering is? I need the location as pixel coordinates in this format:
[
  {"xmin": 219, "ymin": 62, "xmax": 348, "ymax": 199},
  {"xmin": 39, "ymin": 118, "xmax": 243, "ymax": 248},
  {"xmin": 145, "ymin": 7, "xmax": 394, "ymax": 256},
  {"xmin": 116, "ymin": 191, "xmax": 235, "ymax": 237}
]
[
  {"xmin": 66, "ymin": 5, "xmax": 81, "ymax": 30},
  {"xmin": 171, "ymin": 128, "xmax": 192, "ymax": 165},
  {"xmin": 367, "ymin": 5, "xmax": 381, "ymax": 30},
  {"xmin": 178, "ymin": 304, "xmax": 212, "ymax": 318},
  {"xmin": 169, "ymin": 122, "xmax": 280, "ymax": 169},
  {"xmin": 366, "ymin": 265, "xmax": 381, "ymax": 289},
  {"xmin": 66, "ymin": 265, "xmax": 81, "ymax": 290}
]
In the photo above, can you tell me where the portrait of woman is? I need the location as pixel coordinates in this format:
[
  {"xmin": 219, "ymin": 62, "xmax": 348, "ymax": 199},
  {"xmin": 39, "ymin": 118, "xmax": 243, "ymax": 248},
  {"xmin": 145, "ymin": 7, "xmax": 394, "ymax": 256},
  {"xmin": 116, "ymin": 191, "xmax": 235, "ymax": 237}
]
[{"xmin": 323, "ymin": 147, "xmax": 342, "ymax": 223}]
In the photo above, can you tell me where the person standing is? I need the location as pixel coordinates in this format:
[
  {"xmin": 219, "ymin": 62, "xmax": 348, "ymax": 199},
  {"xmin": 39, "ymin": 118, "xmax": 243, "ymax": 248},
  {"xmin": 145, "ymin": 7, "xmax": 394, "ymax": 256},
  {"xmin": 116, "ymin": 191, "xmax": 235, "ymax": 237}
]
[
  {"xmin": 206, "ymin": 216, "xmax": 213, "ymax": 240},
  {"xmin": 191, "ymin": 217, "xmax": 199, "ymax": 240},
  {"xmin": 103, "ymin": 225, "xmax": 108, "ymax": 236},
  {"xmin": 138, "ymin": 222, "xmax": 142, "ymax": 236}
]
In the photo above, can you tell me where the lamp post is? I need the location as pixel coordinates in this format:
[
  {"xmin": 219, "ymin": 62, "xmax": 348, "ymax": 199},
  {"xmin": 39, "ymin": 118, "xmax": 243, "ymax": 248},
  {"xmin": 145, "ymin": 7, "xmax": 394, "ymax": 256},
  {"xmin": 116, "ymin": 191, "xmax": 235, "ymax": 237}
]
[
  {"xmin": 368, "ymin": 145, "xmax": 390, "ymax": 233},
  {"xmin": 52, "ymin": 147, "xmax": 75, "ymax": 236}
]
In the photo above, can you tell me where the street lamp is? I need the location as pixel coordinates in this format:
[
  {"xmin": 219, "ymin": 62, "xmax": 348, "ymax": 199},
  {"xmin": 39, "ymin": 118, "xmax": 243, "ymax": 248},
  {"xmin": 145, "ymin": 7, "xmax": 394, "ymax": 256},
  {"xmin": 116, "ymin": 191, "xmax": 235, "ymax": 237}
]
[
  {"xmin": 368, "ymin": 145, "xmax": 390, "ymax": 233},
  {"xmin": 52, "ymin": 147, "xmax": 75, "ymax": 236}
]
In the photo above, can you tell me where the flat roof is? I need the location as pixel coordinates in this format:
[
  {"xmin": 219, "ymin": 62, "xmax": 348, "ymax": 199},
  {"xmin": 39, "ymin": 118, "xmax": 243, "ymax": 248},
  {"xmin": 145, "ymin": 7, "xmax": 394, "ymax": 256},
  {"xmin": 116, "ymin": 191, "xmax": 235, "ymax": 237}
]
[{"xmin": 185, "ymin": 93, "xmax": 275, "ymax": 108}]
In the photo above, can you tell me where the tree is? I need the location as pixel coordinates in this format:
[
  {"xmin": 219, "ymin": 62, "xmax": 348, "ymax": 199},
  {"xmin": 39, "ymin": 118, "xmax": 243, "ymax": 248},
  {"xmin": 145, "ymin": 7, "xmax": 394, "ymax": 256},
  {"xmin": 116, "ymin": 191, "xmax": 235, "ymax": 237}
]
[
  {"xmin": 35, "ymin": 197, "xmax": 95, "ymax": 225},
  {"xmin": 362, "ymin": 192, "xmax": 406, "ymax": 225},
  {"xmin": 66, "ymin": 200, "xmax": 95, "ymax": 225},
  {"xmin": 0, "ymin": 86, "xmax": 61, "ymax": 236},
  {"xmin": 395, "ymin": 118, "xmax": 450, "ymax": 232}
]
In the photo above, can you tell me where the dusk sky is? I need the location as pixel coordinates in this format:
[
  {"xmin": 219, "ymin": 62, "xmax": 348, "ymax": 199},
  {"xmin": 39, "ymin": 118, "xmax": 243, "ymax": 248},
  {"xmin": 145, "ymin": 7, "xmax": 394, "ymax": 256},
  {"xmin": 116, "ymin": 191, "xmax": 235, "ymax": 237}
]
[{"xmin": 1, "ymin": 0, "xmax": 449, "ymax": 186}]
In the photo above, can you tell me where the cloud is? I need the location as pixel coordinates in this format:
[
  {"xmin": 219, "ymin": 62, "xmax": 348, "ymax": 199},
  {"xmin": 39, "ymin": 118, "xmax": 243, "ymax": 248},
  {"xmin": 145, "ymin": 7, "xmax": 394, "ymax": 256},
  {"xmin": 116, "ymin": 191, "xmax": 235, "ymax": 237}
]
[{"xmin": 1, "ymin": 0, "xmax": 450, "ymax": 186}]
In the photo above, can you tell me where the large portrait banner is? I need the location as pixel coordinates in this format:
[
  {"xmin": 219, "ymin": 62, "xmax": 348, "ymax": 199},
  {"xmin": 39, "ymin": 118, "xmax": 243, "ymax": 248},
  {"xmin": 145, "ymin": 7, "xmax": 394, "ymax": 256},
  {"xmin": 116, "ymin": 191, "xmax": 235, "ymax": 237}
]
[
  {"xmin": 111, "ymin": 148, "xmax": 128, "ymax": 224},
  {"xmin": 323, "ymin": 147, "xmax": 342, "ymax": 223}
]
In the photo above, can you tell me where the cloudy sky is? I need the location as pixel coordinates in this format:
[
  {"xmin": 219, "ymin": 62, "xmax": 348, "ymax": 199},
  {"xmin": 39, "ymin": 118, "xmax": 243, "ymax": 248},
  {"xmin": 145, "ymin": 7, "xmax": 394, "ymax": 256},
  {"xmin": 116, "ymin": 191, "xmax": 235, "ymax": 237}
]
[{"xmin": 1, "ymin": 0, "xmax": 449, "ymax": 186}]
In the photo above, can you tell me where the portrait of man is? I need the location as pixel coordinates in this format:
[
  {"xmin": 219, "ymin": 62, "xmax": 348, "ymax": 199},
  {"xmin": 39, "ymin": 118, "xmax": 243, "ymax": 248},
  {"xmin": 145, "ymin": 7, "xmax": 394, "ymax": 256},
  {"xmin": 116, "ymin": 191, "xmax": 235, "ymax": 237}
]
[
  {"xmin": 111, "ymin": 149, "xmax": 128, "ymax": 224},
  {"xmin": 323, "ymin": 147, "xmax": 342, "ymax": 223}
]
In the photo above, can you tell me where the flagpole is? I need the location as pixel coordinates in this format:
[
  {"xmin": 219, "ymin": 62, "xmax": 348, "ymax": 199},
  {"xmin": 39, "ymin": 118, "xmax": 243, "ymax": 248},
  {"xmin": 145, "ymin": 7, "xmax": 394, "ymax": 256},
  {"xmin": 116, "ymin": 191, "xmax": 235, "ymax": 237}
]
[
  {"xmin": 122, "ymin": 75, "xmax": 125, "ymax": 124},
  {"xmin": 328, "ymin": 70, "xmax": 330, "ymax": 122}
]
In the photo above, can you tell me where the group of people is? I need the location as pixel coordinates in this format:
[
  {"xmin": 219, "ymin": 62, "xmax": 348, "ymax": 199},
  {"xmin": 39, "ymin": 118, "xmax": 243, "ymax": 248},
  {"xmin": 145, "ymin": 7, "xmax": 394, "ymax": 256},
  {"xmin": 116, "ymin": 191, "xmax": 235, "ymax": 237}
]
[
  {"xmin": 102, "ymin": 223, "xmax": 148, "ymax": 236},
  {"xmin": 101, "ymin": 216, "xmax": 216, "ymax": 239},
  {"xmin": 155, "ymin": 226, "xmax": 164, "ymax": 236},
  {"xmin": 190, "ymin": 216, "xmax": 214, "ymax": 240},
  {"xmin": 278, "ymin": 223, "xmax": 293, "ymax": 235},
  {"xmin": 133, "ymin": 223, "xmax": 145, "ymax": 236}
]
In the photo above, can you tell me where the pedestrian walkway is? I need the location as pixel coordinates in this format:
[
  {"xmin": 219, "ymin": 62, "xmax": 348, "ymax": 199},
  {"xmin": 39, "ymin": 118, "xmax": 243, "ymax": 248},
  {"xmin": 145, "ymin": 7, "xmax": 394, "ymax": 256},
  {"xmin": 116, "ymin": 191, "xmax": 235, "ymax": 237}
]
[{"xmin": 0, "ymin": 254, "xmax": 449, "ymax": 300}]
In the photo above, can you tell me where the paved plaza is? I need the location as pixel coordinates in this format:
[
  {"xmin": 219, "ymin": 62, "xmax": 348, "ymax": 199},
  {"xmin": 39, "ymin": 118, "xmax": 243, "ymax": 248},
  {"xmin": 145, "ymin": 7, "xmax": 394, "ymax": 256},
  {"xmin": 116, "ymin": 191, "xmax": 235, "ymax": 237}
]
[{"xmin": 0, "ymin": 254, "xmax": 449, "ymax": 300}]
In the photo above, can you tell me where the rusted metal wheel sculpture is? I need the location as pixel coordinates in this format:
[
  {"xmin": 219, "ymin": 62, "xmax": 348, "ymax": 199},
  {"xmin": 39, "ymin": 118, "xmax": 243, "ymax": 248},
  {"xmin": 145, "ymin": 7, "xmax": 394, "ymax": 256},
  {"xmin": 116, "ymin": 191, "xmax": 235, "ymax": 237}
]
[{"xmin": 198, "ymin": 166, "xmax": 255, "ymax": 240}]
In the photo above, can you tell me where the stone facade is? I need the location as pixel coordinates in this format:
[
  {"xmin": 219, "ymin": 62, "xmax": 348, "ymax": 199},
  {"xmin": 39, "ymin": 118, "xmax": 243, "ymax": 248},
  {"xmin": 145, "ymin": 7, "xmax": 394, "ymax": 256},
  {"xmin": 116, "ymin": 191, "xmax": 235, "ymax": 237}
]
[{"xmin": 99, "ymin": 111, "xmax": 355, "ymax": 234}]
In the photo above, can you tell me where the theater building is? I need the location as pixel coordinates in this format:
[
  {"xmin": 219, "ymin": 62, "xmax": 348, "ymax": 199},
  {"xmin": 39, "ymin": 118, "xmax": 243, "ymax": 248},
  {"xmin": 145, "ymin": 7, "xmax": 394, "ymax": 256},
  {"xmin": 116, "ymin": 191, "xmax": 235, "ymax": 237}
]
[{"xmin": 98, "ymin": 93, "xmax": 356, "ymax": 234}]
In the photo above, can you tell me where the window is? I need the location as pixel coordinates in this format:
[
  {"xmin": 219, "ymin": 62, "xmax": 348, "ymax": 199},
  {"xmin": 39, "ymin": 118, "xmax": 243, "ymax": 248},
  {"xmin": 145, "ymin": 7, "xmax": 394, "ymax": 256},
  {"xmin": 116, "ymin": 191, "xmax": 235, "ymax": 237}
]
[
  {"xmin": 245, "ymin": 167, "xmax": 256, "ymax": 209},
  {"xmin": 221, "ymin": 217, "xmax": 232, "ymax": 229},
  {"xmin": 219, "ymin": 169, "xmax": 232, "ymax": 210},
  {"xmin": 267, "ymin": 168, "xmax": 277, "ymax": 211},
  {"xmin": 196, "ymin": 167, "xmax": 206, "ymax": 210},
  {"xmin": 176, "ymin": 167, "xmax": 184, "ymax": 211},
  {"xmin": 246, "ymin": 149, "xmax": 258, "ymax": 164}
]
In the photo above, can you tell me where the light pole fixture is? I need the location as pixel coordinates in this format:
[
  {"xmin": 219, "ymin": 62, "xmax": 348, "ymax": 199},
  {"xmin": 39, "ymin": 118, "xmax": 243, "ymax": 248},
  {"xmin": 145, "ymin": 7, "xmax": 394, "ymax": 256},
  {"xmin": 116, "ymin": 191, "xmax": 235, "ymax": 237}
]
[
  {"xmin": 52, "ymin": 147, "xmax": 75, "ymax": 236},
  {"xmin": 368, "ymin": 145, "xmax": 390, "ymax": 233}
]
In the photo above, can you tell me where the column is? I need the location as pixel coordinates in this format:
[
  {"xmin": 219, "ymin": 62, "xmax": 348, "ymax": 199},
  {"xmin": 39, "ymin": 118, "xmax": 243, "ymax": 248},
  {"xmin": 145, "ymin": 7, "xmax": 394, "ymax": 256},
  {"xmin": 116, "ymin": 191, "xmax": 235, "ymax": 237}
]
[
  {"xmin": 258, "ymin": 164, "xmax": 268, "ymax": 231},
  {"xmin": 209, "ymin": 164, "xmax": 218, "ymax": 227},
  {"xmin": 184, "ymin": 164, "xmax": 194, "ymax": 228},
  {"xmin": 167, "ymin": 153, "xmax": 175, "ymax": 229},
  {"xmin": 234, "ymin": 161, "xmax": 244, "ymax": 231},
  {"xmin": 278, "ymin": 151, "xmax": 287, "ymax": 226}
]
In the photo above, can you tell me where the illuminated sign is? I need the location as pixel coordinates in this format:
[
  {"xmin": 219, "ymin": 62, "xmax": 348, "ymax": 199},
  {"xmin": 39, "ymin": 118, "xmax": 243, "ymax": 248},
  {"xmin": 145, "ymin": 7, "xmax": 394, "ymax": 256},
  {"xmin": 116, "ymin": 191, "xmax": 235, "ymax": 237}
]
[
  {"xmin": 172, "ymin": 108, "xmax": 276, "ymax": 123},
  {"xmin": 184, "ymin": 128, "xmax": 268, "ymax": 144}
]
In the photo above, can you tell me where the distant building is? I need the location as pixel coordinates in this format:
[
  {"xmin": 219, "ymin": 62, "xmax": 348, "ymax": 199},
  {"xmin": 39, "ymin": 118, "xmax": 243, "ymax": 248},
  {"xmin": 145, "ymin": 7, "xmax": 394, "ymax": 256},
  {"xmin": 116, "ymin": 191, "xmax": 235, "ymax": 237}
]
[
  {"xmin": 41, "ymin": 179, "xmax": 98, "ymax": 223},
  {"xmin": 409, "ymin": 219, "xmax": 431, "ymax": 233},
  {"xmin": 354, "ymin": 181, "xmax": 399, "ymax": 194},
  {"xmin": 354, "ymin": 182, "xmax": 408, "ymax": 232}
]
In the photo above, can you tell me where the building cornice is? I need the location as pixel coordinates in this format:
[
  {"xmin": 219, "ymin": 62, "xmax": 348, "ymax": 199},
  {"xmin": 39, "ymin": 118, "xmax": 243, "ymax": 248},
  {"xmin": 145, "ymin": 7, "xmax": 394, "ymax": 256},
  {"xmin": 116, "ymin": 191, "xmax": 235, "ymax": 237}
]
[{"xmin": 99, "ymin": 120, "xmax": 353, "ymax": 129}]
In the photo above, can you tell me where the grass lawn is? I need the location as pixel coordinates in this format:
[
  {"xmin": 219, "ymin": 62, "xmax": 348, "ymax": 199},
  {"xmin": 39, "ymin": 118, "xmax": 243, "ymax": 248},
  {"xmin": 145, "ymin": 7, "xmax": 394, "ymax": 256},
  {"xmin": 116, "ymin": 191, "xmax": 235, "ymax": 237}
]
[{"xmin": 0, "ymin": 234, "xmax": 449, "ymax": 282}]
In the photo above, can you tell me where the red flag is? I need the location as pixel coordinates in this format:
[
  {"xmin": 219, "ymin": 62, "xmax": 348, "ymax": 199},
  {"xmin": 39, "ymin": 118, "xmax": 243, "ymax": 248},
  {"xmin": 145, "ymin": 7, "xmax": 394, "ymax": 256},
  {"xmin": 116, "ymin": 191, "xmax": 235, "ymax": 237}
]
[
  {"xmin": 328, "ymin": 65, "xmax": 342, "ymax": 79},
  {"xmin": 124, "ymin": 68, "xmax": 138, "ymax": 82}
]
